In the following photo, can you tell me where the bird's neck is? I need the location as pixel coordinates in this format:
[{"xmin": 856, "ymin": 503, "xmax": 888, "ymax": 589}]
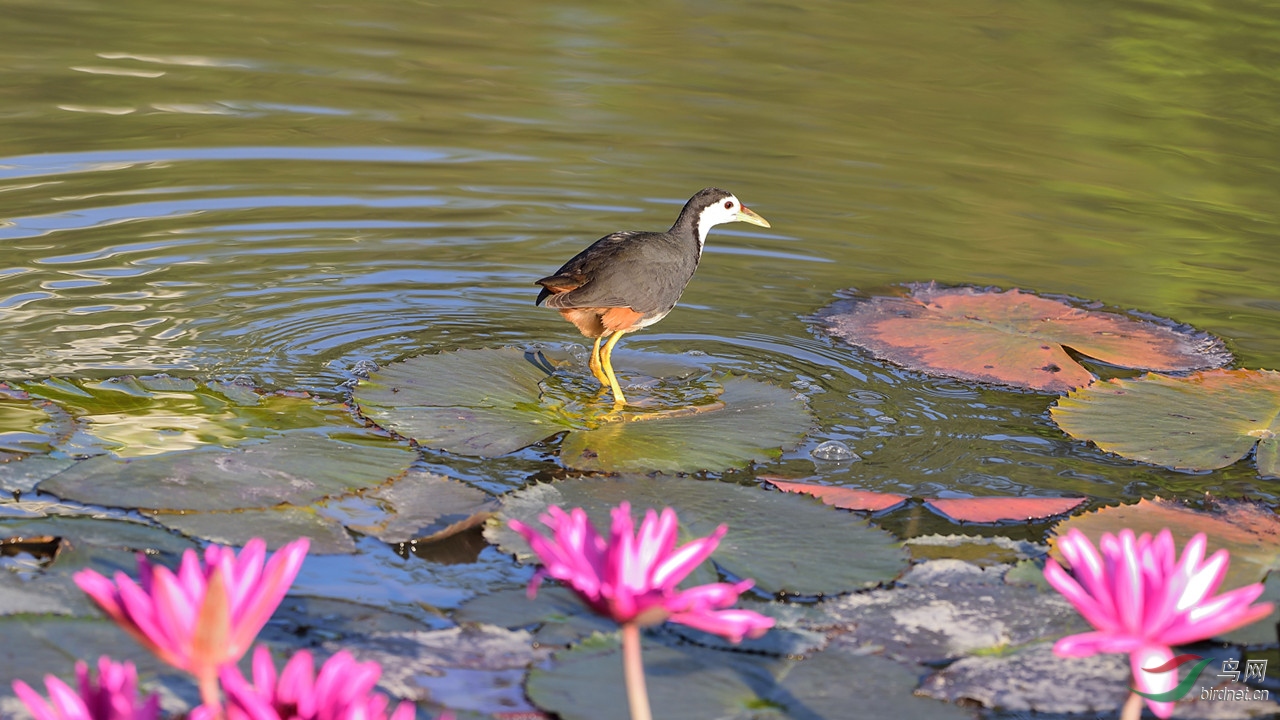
[{"xmin": 670, "ymin": 208, "xmax": 715, "ymax": 257}]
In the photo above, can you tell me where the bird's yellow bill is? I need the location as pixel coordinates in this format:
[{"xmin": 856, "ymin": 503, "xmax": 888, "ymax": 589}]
[{"xmin": 736, "ymin": 205, "xmax": 771, "ymax": 228}]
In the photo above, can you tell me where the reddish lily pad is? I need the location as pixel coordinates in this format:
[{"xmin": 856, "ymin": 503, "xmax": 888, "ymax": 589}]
[
  {"xmin": 815, "ymin": 285, "xmax": 1230, "ymax": 394},
  {"xmin": 1049, "ymin": 497, "xmax": 1280, "ymax": 593},
  {"xmin": 762, "ymin": 477, "xmax": 908, "ymax": 512},
  {"xmin": 925, "ymin": 497, "xmax": 1086, "ymax": 523},
  {"xmin": 1051, "ymin": 369, "xmax": 1280, "ymax": 477}
]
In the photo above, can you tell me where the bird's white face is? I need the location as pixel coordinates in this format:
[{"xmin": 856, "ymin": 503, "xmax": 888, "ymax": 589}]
[{"xmin": 695, "ymin": 194, "xmax": 770, "ymax": 251}]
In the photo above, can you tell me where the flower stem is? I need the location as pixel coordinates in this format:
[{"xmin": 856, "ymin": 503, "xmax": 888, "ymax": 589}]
[
  {"xmin": 621, "ymin": 622, "xmax": 653, "ymax": 720},
  {"xmin": 1120, "ymin": 691, "xmax": 1143, "ymax": 720},
  {"xmin": 198, "ymin": 672, "xmax": 222, "ymax": 720}
]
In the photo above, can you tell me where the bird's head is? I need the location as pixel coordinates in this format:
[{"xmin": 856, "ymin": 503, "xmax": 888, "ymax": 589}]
[{"xmin": 682, "ymin": 187, "xmax": 771, "ymax": 250}]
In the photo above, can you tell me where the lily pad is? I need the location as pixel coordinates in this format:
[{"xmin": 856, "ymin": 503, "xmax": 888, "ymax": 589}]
[
  {"xmin": 154, "ymin": 506, "xmax": 357, "ymax": 554},
  {"xmin": 762, "ymin": 477, "xmax": 909, "ymax": 512},
  {"xmin": 0, "ymin": 615, "xmax": 195, "ymax": 709},
  {"xmin": 805, "ymin": 560, "xmax": 1089, "ymax": 664},
  {"xmin": 558, "ymin": 378, "xmax": 810, "ymax": 473},
  {"xmin": 0, "ymin": 516, "xmax": 196, "ymax": 617},
  {"xmin": 486, "ymin": 476, "xmax": 908, "ymax": 596},
  {"xmin": 354, "ymin": 348, "xmax": 811, "ymax": 473},
  {"xmin": 38, "ymin": 433, "xmax": 415, "ymax": 512},
  {"xmin": 1051, "ymin": 369, "xmax": 1280, "ymax": 477},
  {"xmin": 1049, "ymin": 497, "xmax": 1280, "ymax": 592},
  {"xmin": 329, "ymin": 626, "xmax": 548, "ymax": 717},
  {"xmin": 924, "ymin": 496, "xmax": 1086, "ymax": 523},
  {"xmin": 343, "ymin": 470, "xmax": 498, "ymax": 544},
  {"xmin": 815, "ymin": 285, "xmax": 1230, "ymax": 394},
  {"xmin": 527, "ymin": 633, "xmax": 972, "ymax": 720}
]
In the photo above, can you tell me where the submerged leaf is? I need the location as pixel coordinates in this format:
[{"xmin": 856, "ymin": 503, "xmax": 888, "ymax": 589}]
[
  {"xmin": 487, "ymin": 476, "xmax": 908, "ymax": 595},
  {"xmin": 38, "ymin": 433, "xmax": 415, "ymax": 512},
  {"xmin": 815, "ymin": 285, "xmax": 1230, "ymax": 394},
  {"xmin": 1051, "ymin": 368, "xmax": 1280, "ymax": 476},
  {"xmin": 23, "ymin": 376, "xmax": 358, "ymax": 458}
]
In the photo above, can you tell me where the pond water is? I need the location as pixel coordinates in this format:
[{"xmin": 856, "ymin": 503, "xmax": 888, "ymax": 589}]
[{"xmin": 3, "ymin": 0, "xmax": 1280, "ymax": 715}]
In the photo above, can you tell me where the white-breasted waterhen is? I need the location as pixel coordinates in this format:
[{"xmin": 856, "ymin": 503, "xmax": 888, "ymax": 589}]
[{"xmin": 535, "ymin": 188, "xmax": 771, "ymax": 406}]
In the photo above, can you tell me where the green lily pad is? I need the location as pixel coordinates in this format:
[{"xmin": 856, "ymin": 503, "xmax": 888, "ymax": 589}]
[
  {"xmin": 486, "ymin": 477, "xmax": 908, "ymax": 596},
  {"xmin": 354, "ymin": 348, "xmax": 811, "ymax": 473},
  {"xmin": 558, "ymin": 378, "xmax": 811, "ymax": 473},
  {"xmin": 0, "ymin": 455, "xmax": 77, "ymax": 495},
  {"xmin": 22, "ymin": 376, "xmax": 360, "ymax": 458},
  {"xmin": 0, "ymin": 516, "xmax": 197, "ymax": 617},
  {"xmin": 1051, "ymin": 369, "xmax": 1280, "ymax": 477},
  {"xmin": 343, "ymin": 470, "xmax": 498, "ymax": 544},
  {"xmin": 0, "ymin": 615, "xmax": 178, "ymax": 699},
  {"xmin": 38, "ymin": 433, "xmax": 415, "ymax": 512},
  {"xmin": 354, "ymin": 348, "xmax": 559, "ymax": 457},
  {"xmin": 154, "ymin": 506, "xmax": 357, "ymax": 554},
  {"xmin": 527, "ymin": 633, "xmax": 971, "ymax": 720}
]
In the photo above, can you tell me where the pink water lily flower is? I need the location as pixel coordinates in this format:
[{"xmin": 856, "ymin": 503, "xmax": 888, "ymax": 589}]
[
  {"xmin": 13, "ymin": 656, "xmax": 160, "ymax": 720},
  {"xmin": 509, "ymin": 502, "xmax": 775, "ymax": 643},
  {"xmin": 191, "ymin": 646, "xmax": 419, "ymax": 720},
  {"xmin": 73, "ymin": 538, "xmax": 309, "ymax": 703},
  {"xmin": 1045, "ymin": 528, "xmax": 1273, "ymax": 718}
]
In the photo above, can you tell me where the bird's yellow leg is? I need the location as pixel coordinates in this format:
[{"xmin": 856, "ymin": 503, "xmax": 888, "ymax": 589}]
[
  {"xmin": 600, "ymin": 331, "xmax": 628, "ymax": 406},
  {"xmin": 589, "ymin": 335, "xmax": 610, "ymax": 387}
]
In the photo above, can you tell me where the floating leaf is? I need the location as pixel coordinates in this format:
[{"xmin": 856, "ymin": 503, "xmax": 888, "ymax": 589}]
[
  {"xmin": 0, "ymin": 615, "xmax": 193, "ymax": 708},
  {"xmin": 808, "ymin": 560, "xmax": 1089, "ymax": 664},
  {"xmin": 558, "ymin": 378, "xmax": 810, "ymax": 473},
  {"xmin": 355, "ymin": 348, "xmax": 811, "ymax": 473},
  {"xmin": 925, "ymin": 497, "xmax": 1086, "ymax": 523},
  {"xmin": 344, "ymin": 470, "xmax": 497, "ymax": 544},
  {"xmin": 762, "ymin": 477, "xmax": 908, "ymax": 512},
  {"xmin": 354, "ymin": 348, "xmax": 557, "ymax": 457},
  {"xmin": 154, "ymin": 506, "xmax": 357, "ymax": 554},
  {"xmin": 0, "ymin": 516, "xmax": 196, "ymax": 617},
  {"xmin": 918, "ymin": 642, "xmax": 1129, "ymax": 714},
  {"xmin": 39, "ymin": 433, "xmax": 415, "ymax": 512},
  {"xmin": 1051, "ymin": 369, "xmax": 1280, "ymax": 477},
  {"xmin": 527, "ymin": 633, "xmax": 970, "ymax": 720},
  {"xmin": 329, "ymin": 626, "xmax": 548, "ymax": 716},
  {"xmin": 815, "ymin": 285, "xmax": 1230, "ymax": 394},
  {"xmin": 1049, "ymin": 497, "xmax": 1280, "ymax": 592},
  {"xmin": 486, "ymin": 477, "xmax": 908, "ymax": 595},
  {"xmin": 0, "ymin": 455, "xmax": 76, "ymax": 495}
]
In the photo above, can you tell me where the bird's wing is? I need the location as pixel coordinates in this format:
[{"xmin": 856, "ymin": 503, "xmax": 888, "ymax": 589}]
[{"xmin": 535, "ymin": 231, "xmax": 694, "ymax": 313}]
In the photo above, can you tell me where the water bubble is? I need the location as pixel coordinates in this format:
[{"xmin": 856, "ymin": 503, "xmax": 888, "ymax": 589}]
[{"xmin": 811, "ymin": 440, "xmax": 858, "ymax": 462}]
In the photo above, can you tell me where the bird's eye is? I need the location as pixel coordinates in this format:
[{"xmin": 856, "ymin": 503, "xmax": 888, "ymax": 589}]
[{"xmin": 723, "ymin": 200, "xmax": 734, "ymax": 209}]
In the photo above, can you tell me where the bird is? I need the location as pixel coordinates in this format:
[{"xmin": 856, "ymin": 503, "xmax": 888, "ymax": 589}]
[{"xmin": 535, "ymin": 187, "xmax": 771, "ymax": 406}]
